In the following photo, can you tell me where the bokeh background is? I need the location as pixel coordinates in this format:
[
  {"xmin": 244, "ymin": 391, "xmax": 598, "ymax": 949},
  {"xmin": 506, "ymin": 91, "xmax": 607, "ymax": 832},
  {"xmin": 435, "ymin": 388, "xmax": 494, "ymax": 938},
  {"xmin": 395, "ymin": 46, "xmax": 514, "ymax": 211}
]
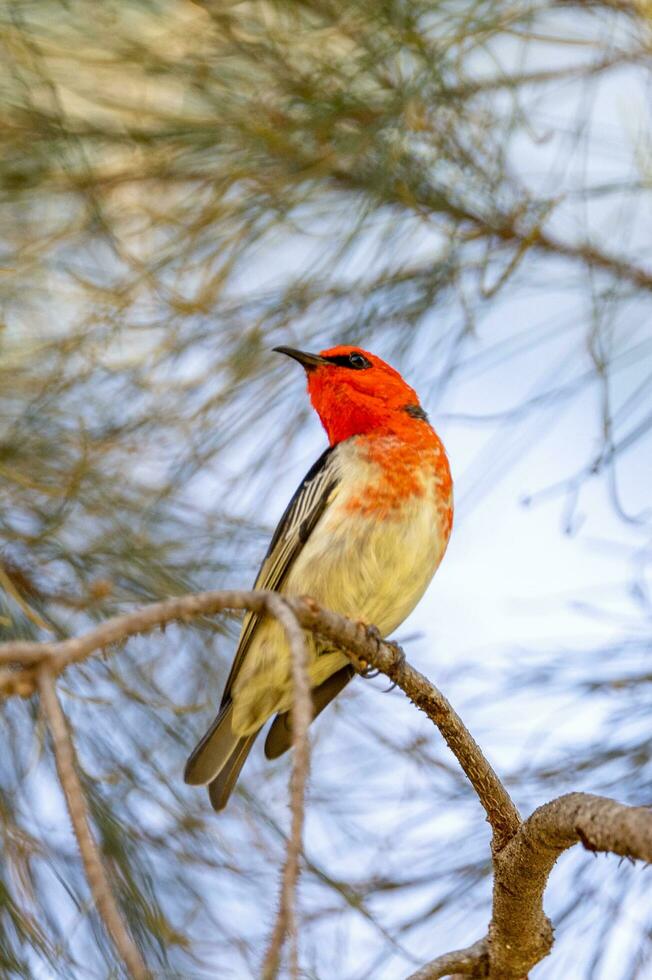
[{"xmin": 1, "ymin": 1, "xmax": 651, "ymax": 977}]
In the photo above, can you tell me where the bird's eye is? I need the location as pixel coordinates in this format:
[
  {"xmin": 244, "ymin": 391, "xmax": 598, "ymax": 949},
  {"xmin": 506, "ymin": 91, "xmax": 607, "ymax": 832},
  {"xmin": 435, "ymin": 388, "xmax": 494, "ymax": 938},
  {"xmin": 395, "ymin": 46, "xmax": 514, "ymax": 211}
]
[
  {"xmin": 348, "ymin": 352, "xmax": 370, "ymax": 369},
  {"xmin": 322, "ymin": 351, "xmax": 372, "ymax": 369}
]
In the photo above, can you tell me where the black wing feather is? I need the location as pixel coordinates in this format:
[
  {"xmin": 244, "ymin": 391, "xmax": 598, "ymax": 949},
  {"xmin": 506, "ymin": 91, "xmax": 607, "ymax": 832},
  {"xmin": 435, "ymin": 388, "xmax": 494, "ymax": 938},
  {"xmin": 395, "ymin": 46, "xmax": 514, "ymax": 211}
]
[{"xmin": 219, "ymin": 444, "xmax": 340, "ymax": 708}]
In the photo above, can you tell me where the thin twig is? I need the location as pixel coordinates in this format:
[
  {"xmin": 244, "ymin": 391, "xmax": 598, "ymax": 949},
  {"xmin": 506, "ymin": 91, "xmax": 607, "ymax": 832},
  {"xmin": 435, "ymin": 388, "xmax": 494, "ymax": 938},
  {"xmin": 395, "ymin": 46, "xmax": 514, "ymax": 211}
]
[
  {"xmin": 37, "ymin": 667, "xmax": 149, "ymax": 980},
  {"xmin": 0, "ymin": 589, "xmax": 272, "ymax": 670},
  {"xmin": 260, "ymin": 596, "xmax": 313, "ymax": 980}
]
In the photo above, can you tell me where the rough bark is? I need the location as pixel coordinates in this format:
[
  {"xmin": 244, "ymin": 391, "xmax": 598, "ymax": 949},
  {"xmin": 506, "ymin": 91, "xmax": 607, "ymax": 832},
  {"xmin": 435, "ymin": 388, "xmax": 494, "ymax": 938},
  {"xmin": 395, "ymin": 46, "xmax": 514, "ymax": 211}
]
[
  {"xmin": 407, "ymin": 939, "xmax": 488, "ymax": 979},
  {"xmin": 486, "ymin": 792, "xmax": 652, "ymax": 979}
]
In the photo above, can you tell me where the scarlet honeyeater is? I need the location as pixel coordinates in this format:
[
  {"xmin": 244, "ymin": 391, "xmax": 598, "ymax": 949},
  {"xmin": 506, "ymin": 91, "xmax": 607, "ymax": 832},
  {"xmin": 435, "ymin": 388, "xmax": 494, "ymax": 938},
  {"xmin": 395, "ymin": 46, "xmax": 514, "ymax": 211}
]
[{"xmin": 185, "ymin": 345, "xmax": 453, "ymax": 809}]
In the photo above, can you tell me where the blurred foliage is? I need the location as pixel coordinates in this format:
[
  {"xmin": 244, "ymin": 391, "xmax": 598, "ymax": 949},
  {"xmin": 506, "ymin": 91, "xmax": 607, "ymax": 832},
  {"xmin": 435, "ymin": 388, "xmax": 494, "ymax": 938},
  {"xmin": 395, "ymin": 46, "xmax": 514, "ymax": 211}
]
[{"xmin": 0, "ymin": 0, "xmax": 651, "ymax": 977}]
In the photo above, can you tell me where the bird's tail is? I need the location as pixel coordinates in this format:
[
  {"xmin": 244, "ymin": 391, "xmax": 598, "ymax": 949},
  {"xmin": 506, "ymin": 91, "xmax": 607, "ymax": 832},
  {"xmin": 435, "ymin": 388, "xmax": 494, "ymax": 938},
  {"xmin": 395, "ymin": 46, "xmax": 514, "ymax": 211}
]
[{"xmin": 184, "ymin": 702, "xmax": 259, "ymax": 811}]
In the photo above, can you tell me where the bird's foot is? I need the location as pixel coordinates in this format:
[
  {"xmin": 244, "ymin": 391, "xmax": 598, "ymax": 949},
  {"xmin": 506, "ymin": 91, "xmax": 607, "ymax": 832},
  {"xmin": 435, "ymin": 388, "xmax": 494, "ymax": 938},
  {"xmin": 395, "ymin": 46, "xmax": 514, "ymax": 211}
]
[
  {"xmin": 356, "ymin": 622, "xmax": 404, "ymax": 681},
  {"xmin": 364, "ymin": 622, "xmax": 383, "ymax": 645},
  {"xmin": 354, "ymin": 622, "xmax": 405, "ymax": 684},
  {"xmin": 352, "ymin": 621, "xmax": 381, "ymax": 677},
  {"xmin": 384, "ymin": 639, "xmax": 406, "ymax": 669},
  {"xmin": 381, "ymin": 639, "xmax": 405, "ymax": 691}
]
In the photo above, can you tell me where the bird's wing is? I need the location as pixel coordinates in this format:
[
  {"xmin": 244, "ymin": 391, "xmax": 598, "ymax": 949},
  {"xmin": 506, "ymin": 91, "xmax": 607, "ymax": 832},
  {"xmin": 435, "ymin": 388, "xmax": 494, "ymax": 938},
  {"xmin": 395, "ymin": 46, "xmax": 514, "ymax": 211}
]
[{"xmin": 220, "ymin": 444, "xmax": 341, "ymax": 707}]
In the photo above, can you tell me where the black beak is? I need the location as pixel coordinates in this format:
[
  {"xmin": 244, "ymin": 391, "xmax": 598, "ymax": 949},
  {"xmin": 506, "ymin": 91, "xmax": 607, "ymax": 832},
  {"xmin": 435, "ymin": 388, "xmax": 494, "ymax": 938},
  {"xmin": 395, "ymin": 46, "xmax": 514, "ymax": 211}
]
[{"xmin": 273, "ymin": 346, "xmax": 328, "ymax": 370}]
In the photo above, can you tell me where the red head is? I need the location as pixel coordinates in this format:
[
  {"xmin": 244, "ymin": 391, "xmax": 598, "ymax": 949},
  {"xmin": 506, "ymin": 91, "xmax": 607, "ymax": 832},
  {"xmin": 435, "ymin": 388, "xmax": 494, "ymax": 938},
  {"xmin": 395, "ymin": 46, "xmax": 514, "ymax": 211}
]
[{"xmin": 274, "ymin": 344, "xmax": 428, "ymax": 445}]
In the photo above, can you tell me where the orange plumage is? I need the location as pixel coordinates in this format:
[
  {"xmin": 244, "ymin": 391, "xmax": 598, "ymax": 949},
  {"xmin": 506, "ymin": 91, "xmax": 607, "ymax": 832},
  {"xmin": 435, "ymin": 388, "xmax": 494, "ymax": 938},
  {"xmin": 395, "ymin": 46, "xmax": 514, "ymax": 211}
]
[{"xmin": 307, "ymin": 346, "xmax": 453, "ymax": 529}]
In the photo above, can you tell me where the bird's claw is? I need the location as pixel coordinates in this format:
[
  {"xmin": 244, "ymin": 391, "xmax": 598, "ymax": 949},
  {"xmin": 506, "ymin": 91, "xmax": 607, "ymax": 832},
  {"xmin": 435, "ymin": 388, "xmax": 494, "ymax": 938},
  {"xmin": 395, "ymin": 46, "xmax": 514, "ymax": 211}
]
[
  {"xmin": 353, "ymin": 621, "xmax": 383, "ymax": 677},
  {"xmin": 382, "ymin": 641, "xmax": 405, "ymax": 691},
  {"xmin": 356, "ymin": 623, "xmax": 405, "ymax": 685},
  {"xmin": 364, "ymin": 623, "xmax": 383, "ymax": 645},
  {"xmin": 386, "ymin": 639, "xmax": 406, "ymax": 668}
]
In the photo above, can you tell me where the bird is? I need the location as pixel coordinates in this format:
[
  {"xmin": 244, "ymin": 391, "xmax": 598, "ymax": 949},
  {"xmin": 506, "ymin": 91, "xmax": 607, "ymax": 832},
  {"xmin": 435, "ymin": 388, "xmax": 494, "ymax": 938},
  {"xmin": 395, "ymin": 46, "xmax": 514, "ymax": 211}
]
[{"xmin": 184, "ymin": 345, "xmax": 453, "ymax": 810}]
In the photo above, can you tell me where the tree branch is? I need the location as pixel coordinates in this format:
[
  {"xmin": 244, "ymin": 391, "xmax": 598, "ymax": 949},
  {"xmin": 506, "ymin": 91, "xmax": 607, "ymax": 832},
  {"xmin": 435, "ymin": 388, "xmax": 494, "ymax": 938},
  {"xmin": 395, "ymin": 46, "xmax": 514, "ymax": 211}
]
[
  {"xmin": 37, "ymin": 667, "xmax": 149, "ymax": 980},
  {"xmin": 487, "ymin": 792, "xmax": 652, "ymax": 978},
  {"xmin": 7, "ymin": 592, "xmax": 652, "ymax": 979},
  {"xmin": 0, "ymin": 589, "xmax": 520, "ymax": 852},
  {"xmin": 0, "ymin": 589, "xmax": 273, "ymax": 672},
  {"xmin": 413, "ymin": 792, "xmax": 652, "ymax": 979},
  {"xmin": 261, "ymin": 596, "xmax": 312, "ymax": 980},
  {"xmin": 286, "ymin": 596, "xmax": 521, "ymax": 853},
  {"xmin": 407, "ymin": 939, "xmax": 488, "ymax": 979}
]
